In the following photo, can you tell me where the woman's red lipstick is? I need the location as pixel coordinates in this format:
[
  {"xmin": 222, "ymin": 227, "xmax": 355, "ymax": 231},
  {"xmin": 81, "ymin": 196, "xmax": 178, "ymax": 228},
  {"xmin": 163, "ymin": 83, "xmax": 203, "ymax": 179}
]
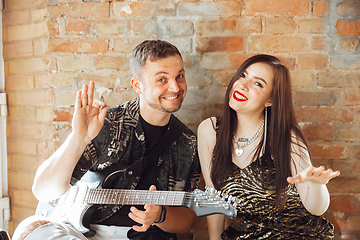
[{"xmin": 233, "ymin": 90, "xmax": 248, "ymax": 102}]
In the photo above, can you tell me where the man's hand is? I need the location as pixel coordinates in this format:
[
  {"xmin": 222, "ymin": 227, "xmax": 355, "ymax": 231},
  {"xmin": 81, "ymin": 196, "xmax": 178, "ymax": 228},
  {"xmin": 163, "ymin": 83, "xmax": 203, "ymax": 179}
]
[
  {"xmin": 287, "ymin": 165, "xmax": 340, "ymax": 185},
  {"xmin": 72, "ymin": 81, "xmax": 108, "ymax": 145},
  {"xmin": 128, "ymin": 185, "xmax": 163, "ymax": 232}
]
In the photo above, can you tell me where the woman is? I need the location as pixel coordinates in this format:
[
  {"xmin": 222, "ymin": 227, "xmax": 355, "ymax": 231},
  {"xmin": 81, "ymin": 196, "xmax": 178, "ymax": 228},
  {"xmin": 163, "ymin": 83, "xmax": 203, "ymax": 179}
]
[{"xmin": 198, "ymin": 54, "xmax": 340, "ymax": 239}]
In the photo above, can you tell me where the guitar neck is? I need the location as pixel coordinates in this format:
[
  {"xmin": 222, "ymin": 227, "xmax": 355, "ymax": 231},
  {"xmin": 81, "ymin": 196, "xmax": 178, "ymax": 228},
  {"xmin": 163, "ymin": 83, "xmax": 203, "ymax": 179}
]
[{"xmin": 86, "ymin": 189, "xmax": 188, "ymax": 206}]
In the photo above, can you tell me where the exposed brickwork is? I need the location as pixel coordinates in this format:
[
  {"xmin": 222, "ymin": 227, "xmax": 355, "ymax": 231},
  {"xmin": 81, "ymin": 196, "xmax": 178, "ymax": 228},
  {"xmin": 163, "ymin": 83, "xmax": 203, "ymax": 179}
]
[{"xmin": 3, "ymin": 0, "xmax": 360, "ymax": 239}]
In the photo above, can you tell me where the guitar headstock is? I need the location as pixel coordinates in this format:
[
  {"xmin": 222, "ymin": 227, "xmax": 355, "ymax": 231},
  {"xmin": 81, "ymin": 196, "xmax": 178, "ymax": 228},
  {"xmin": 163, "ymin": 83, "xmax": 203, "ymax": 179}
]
[{"xmin": 185, "ymin": 187, "xmax": 238, "ymax": 219}]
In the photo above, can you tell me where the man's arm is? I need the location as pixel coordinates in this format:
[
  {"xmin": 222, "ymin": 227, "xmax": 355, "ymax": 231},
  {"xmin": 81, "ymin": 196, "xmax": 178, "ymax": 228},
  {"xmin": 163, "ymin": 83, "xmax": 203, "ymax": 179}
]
[{"xmin": 32, "ymin": 82, "xmax": 108, "ymax": 201}]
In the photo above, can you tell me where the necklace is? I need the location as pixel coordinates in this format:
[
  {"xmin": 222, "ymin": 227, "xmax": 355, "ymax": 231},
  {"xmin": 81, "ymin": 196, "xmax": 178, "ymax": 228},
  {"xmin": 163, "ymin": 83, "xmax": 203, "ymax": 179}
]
[{"xmin": 233, "ymin": 118, "xmax": 265, "ymax": 156}]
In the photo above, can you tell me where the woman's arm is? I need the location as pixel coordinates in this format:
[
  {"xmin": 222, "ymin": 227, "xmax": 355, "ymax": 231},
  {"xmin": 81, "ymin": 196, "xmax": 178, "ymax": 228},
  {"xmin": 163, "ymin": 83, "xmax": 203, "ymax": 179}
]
[
  {"xmin": 197, "ymin": 117, "xmax": 226, "ymax": 240},
  {"xmin": 287, "ymin": 139, "xmax": 340, "ymax": 215}
]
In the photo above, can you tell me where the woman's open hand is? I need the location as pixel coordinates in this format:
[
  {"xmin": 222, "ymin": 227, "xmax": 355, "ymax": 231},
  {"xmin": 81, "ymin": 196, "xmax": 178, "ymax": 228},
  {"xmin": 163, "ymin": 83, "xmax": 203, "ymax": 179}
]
[{"xmin": 287, "ymin": 165, "xmax": 340, "ymax": 185}]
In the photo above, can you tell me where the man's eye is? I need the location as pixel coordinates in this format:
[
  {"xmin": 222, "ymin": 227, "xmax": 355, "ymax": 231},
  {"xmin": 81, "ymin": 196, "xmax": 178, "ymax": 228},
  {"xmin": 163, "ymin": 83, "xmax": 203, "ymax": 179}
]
[
  {"xmin": 177, "ymin": 74, "xmax": 184, "ymax": 80},
  {"xmin": 158, "ymin": 78, "xmax": 165, "ymax": 82}
]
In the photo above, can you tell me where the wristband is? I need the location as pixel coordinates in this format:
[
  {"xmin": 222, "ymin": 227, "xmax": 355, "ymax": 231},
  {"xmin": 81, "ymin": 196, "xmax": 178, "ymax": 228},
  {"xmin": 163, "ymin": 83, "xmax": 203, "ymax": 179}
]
[{"xmin": 153, "ymin": 206, "xmax": 167, "ymax": 224}]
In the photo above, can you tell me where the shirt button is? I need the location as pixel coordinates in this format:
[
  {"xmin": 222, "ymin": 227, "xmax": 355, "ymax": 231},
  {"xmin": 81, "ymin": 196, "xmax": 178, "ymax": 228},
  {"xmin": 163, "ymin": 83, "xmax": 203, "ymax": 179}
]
[{"xmin": 128, "ymin": 171, "xmax": 133, "ymax": 175}]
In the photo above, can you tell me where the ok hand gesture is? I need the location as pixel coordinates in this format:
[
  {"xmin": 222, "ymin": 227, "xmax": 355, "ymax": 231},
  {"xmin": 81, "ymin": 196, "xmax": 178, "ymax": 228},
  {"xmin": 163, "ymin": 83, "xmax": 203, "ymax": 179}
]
[
  {"xmin": 287, "ymin": 165, "xmax": 340, "ymax": 185},
  {"xmin": 72, "ymin": 81, "xmax": 108, "ymax": 145}
]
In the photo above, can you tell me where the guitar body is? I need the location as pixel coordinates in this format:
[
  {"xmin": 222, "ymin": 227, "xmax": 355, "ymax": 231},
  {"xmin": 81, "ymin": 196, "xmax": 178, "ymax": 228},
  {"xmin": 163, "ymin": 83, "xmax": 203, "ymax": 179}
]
[
  {"xmin": 35, "ymin": 164, "xmax": 238, "ymax": 237},
  {"xmin": 36, "ymin": 164, "xmax": 127, "ymax": 237}
]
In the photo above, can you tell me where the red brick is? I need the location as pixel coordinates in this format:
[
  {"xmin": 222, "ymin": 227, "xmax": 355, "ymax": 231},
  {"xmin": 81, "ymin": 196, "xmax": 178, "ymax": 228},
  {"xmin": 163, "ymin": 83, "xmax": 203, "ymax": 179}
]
[
  {"xmin": 196, "ymin": 36, "xmax": 244, "ymax": 52},
  {"xmin": 9, "ymin": 122, "xmax": 56, "ymax": 140},
  {"xmin": 294, "ymin": 91, "xmax": 337, "ymax": 106},
  {"xmin": 311, "ymin": 36, "xmax": 330, "ymax": 51},
  {"xmin": 37, "ymin": 141, "xmax": 56, "ymax": 157},
  {"xmin": 35, "ymin": 73, "xmax": 51, "ymax": 89},
  {"xmin": 113, "ymin": 38, "xmax": 132, "ymax": 53},
  {"xmin": 348, "ymin": 216, "xmax": 360, "ymax": 230},
  {"xmin": 93, "ymin": 55, "xmax": 126, "ymax": 71},
  {"xmin": 248, "ymin": 36, "xmax": 308, "ymax": 52},
  {"xmin": 113, "ymin": 2, "xmax": 157, "ymax": 17},
  {"xmin": 10, "ymin": 189, "xmax": 38, "ymax": 208},
  {"xmin": 53, "ymin": 108, "xmax": 73, "ymax": 122},
  {"xmin": 344, "ymin": 89, "xmax": 360, "ymax": 106},
  {"xmin": 3, "ymin": 41, "xmax": 33, "ymax": 59},
  {"xmin": 16, "ymin": 90, "xmax": 54, "ymax": 107},
  {"xmin": 11, "ymin": 154, "xmax": 40, "ymax": 172},
  {"xmin": 49, "ymin": 20, "xmax": 59, "ymax": 36},
  {"xmin": 239, "ymin": 18, "xmax": 262, "ymax": 33},
  {"xmin": 302, "ymin": 124, "xmax": 333, "ymax": 141},
  {"xmin": 49, "ymin": 2, "xmax": 110, "ymax": 19},
  {"xmin": 7, "ymin": 139, "xmax": 37, "ymax": 155},
  {"xmin": 244, "ymin": 0, "xmax": 308, "ymax": 16},
  {"xmin": 318, "ymin": 71, "xmax": 360, "ymax": 88},
  {"xmin": 5, "ymin": 74, "xmax": 34, "ymax": 91},
  {"xmin": 78, "ymin": 74, "xmax": 116, "ymax": 88},
  {"xmin": 7, "ymin": 22, "xmax": 48, "ymax": 41},
  {"xmin": 328, "ymin": 178, "xmax": 360, "ymax": 194},
  {"xmin": 335, "ymin": 19, "xmax": 360, "ymax": 35},
  {"xmin": 330, "ymin": 196, "xmax": 359, "ymax": 213},
  {"xmin": 336, "ymin": 109, "xmax": 354, "ymax": 122},
  {"xmin": 309, "ymin": 144, "xmax": 344, "ymax": 159},
  {"xmin": 298, "ymin": 54, "xmax": 328, "ymax": 70},
  {"xmin": 265, "ymin": 17, "xmax": 296, "ymax": 34},
  {"xmin": 290, "ymin": 71, "xmax": 315, "ymax": 87},
  {"xmin": 196, "ymin": 20, "xmax": 238, "ymax": 36},
  {"xmin": 299, "ymin": 18, "xmax": 328, "ymax": 33},
  {"xmin": 178, "ymin": 2, "xmax": 241, "ymax": 17},
  {"xmin": 325, "ymin": 216, "xmax": 345, "ymax": 233},
  {"xmin": 95, "ymin": 20, "xmax": 127, "ymax": 35},
  {"xmin": 295, "ymin": 107, "xmax": 334, "ymax": 123},
  {"xmin": 199, "ymin": 53, "xmax": 253, "ymax": 70},
  {"xmin": 3, "ymin": 10, "xmax": 30, "ymax": 26},
  {"xmin": 336, "ymin": 0, "xmax": 360, "ymax": 16},
  {"xmin": 6, "ymin": 0, "xmax": 46, "ymax": 10},
  {"xmin": 8, "ymin": 171, "xmax": 35, "ymax": 190},
  {"xmin": 8, "ymin": 107, "xmax": 36, "ymax": 122},
  {"xmin": 313, "ymin": 0, "xmax": 330, "ymax": 17},
  {"xmin": 65, "ymin": 20, "xmax": 90, "ymax": 35},
  {"xmin": 8, "ymin": 57, "xmax": 50, "ymax": 74},
  {"xmin": 333, "ymin": 160, "xmax": 360, "ymax": 178},
  {"xmin": 50, "ymin": 38, "xmax": 109, "ymax": 53},
  {"xmin": 337, "ymin": 124, "xmax": 360, "ymax": 140}
]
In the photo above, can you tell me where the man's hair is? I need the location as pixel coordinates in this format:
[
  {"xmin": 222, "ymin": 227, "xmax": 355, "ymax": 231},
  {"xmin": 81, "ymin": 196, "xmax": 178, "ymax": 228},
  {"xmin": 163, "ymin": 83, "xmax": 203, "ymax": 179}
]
[{"xmin": 130, "ymin": 40, "xmax": 183, "ymax": 79}]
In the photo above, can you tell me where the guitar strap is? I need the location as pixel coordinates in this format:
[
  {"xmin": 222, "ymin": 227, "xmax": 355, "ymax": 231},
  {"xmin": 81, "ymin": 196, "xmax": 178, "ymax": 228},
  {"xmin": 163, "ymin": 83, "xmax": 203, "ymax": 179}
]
[{"xmin": 124, "ymin": 117, "xmax": 186, "ymax": 179}]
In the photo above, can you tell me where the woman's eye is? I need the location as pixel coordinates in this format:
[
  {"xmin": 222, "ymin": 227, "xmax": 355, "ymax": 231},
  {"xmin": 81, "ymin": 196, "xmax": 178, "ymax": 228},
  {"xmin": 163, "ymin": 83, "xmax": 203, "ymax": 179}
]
[
  {"xmin": 254, "ymin": 82, "xmax": 263, "ymax": 88},
  {"xmin": 240, "ymin": 73, "xmax": 245, "ymax": 78}
]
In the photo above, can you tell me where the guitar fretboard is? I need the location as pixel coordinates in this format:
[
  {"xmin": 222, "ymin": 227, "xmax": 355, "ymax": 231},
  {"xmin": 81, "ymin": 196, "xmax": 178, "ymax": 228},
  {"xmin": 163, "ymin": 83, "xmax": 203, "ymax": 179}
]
[{"xmin": 86, "ymin": 189, "xmax": 187, "ymax": 206}]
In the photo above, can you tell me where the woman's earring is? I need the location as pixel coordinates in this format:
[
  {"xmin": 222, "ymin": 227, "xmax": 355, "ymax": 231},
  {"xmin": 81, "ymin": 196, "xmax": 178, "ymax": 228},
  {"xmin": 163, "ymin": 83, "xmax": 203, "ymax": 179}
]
[{"xmin": 262, "ymin": 107, "xmax": 268, "ymax": 155}]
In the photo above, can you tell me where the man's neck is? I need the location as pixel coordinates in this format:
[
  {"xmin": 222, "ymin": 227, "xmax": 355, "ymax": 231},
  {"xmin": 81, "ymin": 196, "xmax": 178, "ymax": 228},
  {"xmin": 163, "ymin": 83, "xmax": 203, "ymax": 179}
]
[{"xmin": 139, "ymin": 108, "xmax": 171, "ymax": 126}]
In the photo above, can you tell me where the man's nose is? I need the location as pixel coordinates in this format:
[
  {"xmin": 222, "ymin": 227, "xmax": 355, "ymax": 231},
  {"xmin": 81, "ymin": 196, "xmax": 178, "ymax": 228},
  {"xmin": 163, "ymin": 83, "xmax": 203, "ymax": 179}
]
[{"xmin": 168, "ymin": 79, "xmax": 180, "ymax": 92}]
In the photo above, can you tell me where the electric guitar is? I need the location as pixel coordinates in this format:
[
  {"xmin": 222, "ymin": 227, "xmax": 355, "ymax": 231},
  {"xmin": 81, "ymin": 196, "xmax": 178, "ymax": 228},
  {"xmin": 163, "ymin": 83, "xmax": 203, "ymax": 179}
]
[{"xmin": 35, "ymin": 166, "xmax": 238, "ymax": 237}]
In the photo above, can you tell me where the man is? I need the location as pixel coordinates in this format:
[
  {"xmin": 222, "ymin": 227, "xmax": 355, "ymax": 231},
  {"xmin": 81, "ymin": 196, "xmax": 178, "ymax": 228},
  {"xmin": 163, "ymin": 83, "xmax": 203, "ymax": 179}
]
[{"xmin": 14, "ymin": 40, "xmax": 200, "ymax": 240}]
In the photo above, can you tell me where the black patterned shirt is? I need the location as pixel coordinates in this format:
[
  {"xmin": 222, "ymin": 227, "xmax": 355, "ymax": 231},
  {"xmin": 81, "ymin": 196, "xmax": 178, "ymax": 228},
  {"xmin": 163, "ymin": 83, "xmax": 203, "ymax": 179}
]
[{"xmin": 70, "ymin": 97, "xmax": 201, "ymax": 223}]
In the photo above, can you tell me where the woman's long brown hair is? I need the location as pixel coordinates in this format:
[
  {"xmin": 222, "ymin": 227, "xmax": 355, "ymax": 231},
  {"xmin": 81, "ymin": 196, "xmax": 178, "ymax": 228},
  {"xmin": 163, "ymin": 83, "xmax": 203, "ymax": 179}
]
[{"xmin": 211, "ymin": 54, "xmax": 309, "ymax": 209}]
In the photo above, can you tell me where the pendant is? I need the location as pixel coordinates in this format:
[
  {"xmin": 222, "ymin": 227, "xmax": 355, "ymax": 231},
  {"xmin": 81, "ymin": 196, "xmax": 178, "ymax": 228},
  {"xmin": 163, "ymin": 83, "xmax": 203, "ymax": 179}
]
[{"xmin": 235, "ymin": 148, "xmax": 243, "ymax": 156}]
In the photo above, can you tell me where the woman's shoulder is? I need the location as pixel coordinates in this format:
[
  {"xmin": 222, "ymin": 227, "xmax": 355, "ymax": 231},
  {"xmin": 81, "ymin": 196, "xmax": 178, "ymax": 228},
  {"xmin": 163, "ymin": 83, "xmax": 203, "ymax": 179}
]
[{"xmin": 198, "ymin": 117, "xmax": 217, "ymax": 133}]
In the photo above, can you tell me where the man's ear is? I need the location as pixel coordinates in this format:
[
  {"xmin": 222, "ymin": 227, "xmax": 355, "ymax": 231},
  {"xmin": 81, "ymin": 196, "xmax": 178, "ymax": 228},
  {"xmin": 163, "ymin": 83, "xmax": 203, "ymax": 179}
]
[{"xmin": 131, "ymin": 77, "xmax": 142, "ymax": 94}]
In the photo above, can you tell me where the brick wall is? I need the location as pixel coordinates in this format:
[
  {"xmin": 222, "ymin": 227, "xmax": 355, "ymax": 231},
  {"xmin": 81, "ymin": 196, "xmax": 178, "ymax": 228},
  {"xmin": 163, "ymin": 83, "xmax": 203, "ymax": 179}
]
[{"xmin": 3, "ymin": 0, "xmax": 360, "ymax": 239}]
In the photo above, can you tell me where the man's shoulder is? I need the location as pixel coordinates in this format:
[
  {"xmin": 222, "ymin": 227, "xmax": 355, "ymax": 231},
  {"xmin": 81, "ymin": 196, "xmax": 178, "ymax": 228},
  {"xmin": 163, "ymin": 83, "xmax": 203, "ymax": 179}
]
[
  {"xmin": 105, "ymin": 98, "xmax": 139, "ymax": 123},
  {"xmin": 172, "ymin": 115, "xmax": 196, "ymax": 137}
]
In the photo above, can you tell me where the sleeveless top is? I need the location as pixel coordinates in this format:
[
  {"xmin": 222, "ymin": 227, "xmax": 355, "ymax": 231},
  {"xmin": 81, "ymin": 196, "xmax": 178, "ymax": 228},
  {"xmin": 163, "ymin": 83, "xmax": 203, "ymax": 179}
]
[{"xmin": 215, "ymin": 119, "xmax": 334, "ymax": 239}]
